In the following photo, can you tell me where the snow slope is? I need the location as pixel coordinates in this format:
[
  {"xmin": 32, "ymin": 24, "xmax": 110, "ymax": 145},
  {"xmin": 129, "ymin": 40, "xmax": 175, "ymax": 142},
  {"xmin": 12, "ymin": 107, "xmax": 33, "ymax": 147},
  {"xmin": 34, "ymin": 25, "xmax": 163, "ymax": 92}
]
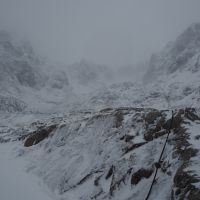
[
  {"xmin": 1, "ymin": 107, "xmax": 200, "ymax": 200},
  {"xmin": 0, "ymin": 143, "xmax": 55, "ymax": 200}
]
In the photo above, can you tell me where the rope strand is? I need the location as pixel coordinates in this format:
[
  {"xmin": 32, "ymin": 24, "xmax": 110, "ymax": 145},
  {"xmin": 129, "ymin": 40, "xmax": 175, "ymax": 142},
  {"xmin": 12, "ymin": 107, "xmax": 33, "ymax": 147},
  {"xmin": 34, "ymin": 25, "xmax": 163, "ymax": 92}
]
[{"xmin": 144, "ymin": 110, "xmax": 174, "ymax": 200}]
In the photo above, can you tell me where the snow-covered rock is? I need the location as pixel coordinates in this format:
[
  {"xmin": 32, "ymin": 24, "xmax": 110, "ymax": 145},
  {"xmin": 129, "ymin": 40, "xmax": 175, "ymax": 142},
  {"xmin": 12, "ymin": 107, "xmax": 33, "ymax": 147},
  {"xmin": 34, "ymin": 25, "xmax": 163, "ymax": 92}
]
[
  {"xmin": 1, "ymin": 107, "xmax": 200, "ymax": 200},
  {"xmin": 142, "ymin": 23, "xmax": 200, "ymax": 109}
]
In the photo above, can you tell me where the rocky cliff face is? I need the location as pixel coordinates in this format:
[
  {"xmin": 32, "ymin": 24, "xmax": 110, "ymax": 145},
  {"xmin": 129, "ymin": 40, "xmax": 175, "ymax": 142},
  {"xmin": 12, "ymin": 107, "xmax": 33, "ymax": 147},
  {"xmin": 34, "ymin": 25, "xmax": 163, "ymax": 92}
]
[
  {"xmin": 146, "ymin": 23, "xmax": 200, "ymax": 79},
  {"xmin": 0, "ymin": 30, "xmax": 44, "ymax": 89},
  {"xmin": 140, "ymin": 23, "xmax": 200, "ymax": 109}
]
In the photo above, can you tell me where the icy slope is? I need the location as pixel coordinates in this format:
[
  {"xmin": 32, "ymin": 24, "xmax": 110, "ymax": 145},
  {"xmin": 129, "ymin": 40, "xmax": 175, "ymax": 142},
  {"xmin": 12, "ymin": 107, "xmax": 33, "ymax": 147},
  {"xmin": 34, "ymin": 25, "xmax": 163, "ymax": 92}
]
[
  {"xmin": 0, "ymin": 143, "xmax": 54, "ymax": 200},
  {"xmin": 1, "ymin": 107, "xmax": 200, "ymax": 200}
]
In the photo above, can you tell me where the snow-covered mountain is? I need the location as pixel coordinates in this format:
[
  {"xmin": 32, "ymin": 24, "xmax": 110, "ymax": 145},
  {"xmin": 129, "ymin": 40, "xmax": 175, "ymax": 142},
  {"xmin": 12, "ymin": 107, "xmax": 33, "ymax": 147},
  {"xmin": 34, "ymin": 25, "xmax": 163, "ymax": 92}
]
[
  {"xmin": 2, "ymin": 23, "xmax": 200, "ymax": 113},
  {"xmin": 0, "ymin": 30, "xmax": 45, "ymax": 90},
  {"xmin": 143, "ymin": 23, "xmax": 200, "ymax": 108},
  {"xmin": 81, "ymin": 23, "xmax": 200, "ymax": 111},
  {"xmin": 146, "ymin": 23, "xmax": 200, "ymax": 79},
  {"xmin": 1, "ymin": 23, "xmax": 200, "ymax": 200},
  {"xmin": 0, "ymin": 31, "xmax": 117, "ymax": 113},
  {"xmin": 0, "ymin": 30, "xmax": 72, "ymax": 113}
]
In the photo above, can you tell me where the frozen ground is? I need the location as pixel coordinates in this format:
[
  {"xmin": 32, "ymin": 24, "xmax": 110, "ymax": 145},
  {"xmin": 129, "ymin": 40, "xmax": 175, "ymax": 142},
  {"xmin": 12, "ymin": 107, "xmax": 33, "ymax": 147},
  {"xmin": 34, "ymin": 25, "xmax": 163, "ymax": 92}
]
[{"xmin": 0, "ymin": 143, "xmax": 54, "ymax": 200}]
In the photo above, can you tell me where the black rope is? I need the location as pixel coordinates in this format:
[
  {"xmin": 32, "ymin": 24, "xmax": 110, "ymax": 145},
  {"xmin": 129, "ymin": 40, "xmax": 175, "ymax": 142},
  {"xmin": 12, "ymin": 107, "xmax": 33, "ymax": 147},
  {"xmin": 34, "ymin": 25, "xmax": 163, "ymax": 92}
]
[{"xmin": 144, "ymin": 110, "xmax": 174, "ymax": 200}]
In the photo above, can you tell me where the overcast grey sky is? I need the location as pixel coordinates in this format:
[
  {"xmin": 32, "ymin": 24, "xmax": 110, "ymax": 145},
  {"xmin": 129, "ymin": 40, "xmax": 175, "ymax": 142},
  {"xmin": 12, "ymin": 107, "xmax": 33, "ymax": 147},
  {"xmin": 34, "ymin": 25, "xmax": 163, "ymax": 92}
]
[{"xmin": 0, "ymin": 0, "xmax": 200, "ymax": 67}]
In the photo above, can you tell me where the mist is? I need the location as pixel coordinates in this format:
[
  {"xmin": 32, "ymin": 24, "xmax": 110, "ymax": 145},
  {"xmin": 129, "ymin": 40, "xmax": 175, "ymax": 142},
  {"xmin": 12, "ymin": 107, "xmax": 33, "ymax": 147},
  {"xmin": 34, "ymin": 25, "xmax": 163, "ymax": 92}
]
[{"xmin": 0, "ymin": 0, "xmax": 200, "ymax": 68}]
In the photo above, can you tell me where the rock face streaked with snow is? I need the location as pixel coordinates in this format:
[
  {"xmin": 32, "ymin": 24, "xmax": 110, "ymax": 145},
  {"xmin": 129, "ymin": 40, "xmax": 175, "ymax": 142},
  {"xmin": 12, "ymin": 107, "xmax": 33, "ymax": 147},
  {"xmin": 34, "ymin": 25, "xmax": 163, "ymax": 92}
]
[
  {"xmin": 1, "ymin": 108, "xmax": 200, "ymax": 200},
  {"xmin": 143, "ymin": 23, "xmax": 200, "ymax": 109},
  {"xmin": 147, "ymin": 23, "xmax": 200, "ymax": 77},
  {"xmin": 76, "ymin": 23, "xmax": 200, "ymax": 111}
]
